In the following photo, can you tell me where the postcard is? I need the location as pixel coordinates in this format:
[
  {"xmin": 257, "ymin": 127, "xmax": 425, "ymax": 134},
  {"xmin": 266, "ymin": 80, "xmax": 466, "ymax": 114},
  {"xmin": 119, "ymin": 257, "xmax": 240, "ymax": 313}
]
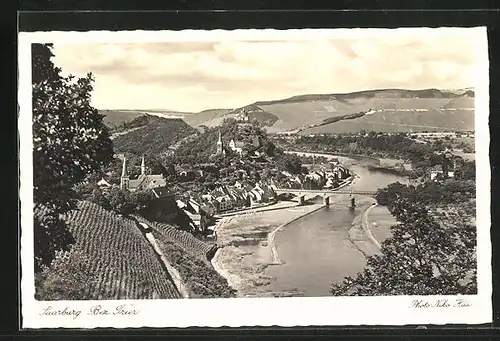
[{"xmin": 19, "ymin": 27, "xmax": 491, "ymax": 328}]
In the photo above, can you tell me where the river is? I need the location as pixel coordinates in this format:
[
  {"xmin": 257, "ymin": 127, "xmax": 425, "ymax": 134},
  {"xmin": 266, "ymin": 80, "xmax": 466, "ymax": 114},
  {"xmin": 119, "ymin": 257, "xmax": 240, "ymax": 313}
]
[{"xmin": 263, "ymin": 152, "xmax": 408, "ymax": 297}]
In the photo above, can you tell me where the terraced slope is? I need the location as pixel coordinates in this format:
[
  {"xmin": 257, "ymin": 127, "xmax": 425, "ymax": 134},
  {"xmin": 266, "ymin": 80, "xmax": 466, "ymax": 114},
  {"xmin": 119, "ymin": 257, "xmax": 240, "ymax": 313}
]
[
  {"xmin": 133, "ymin": 215, "xmax": 217, "ymax": 261},
  {"xmin": 151, "ymin": 229, "xmax": 236, "ymax": 298},
  {"xmin": 35, "ymin": 201, "xmax": 181, "ymax": 300},
  {"xmin": 131, "ymin": 216, "xmax": 234, "ymax": 298}
]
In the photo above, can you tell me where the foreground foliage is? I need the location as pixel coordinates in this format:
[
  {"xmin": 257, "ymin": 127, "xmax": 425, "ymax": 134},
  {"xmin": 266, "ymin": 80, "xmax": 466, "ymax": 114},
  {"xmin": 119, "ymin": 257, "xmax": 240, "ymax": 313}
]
[
  {"xmin": 331, "ymin": 181, "xmax": 476, "ymax": 296},
  {"xmin": 32, "ymin": 44, "xmax": 113, "ymax": 272}
]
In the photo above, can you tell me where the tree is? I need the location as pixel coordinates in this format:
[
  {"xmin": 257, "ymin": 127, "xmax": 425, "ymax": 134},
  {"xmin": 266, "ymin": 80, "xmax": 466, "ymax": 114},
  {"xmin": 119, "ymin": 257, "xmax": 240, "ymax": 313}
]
[
  {"xmin": 35, "ymin": 249, "xmax": 100, "ymax": 300},
  {"xmin": 331, "ymin": 198, "xmax": 476, "ymax": 296},
  {"xmin": 32, "ymin": 43, "xmax": 113, "ymax": 272},
  {"xmin": 277, "ymin": 154, "xmax": 303, "ymax": 175}
]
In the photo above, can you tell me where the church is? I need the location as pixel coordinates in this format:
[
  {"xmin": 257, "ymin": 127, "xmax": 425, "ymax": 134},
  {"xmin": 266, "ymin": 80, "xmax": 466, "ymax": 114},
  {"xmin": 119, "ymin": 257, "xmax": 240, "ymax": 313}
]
[
  {"xmin": 215, "ymin": 130, "xmax": 245, "ymax": 156},
  {"xmin": 120, "ymin": 155, "xmax": 167, "ymax": 191}
]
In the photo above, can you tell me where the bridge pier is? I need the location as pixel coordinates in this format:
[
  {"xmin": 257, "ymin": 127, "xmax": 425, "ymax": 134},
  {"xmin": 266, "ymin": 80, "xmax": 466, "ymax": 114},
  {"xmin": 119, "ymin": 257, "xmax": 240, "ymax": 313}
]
[
  {"xmin": 350, "ymin": 197, "xmax": 356, "ymax": 209},
  {"xmin": 323, "ymin": 196, "xmax": 330, "ymax": 206},
  {"xmin": 298, "ymin": 195, "xmax": 305, "ymax": 206}
]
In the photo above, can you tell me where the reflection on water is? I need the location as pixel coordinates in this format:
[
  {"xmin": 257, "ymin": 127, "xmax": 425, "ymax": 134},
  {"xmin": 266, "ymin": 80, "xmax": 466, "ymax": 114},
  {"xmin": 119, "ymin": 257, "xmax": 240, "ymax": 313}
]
[{"xmin": 263, "ymin": 154, "xmax": 408, "ymax": 297}]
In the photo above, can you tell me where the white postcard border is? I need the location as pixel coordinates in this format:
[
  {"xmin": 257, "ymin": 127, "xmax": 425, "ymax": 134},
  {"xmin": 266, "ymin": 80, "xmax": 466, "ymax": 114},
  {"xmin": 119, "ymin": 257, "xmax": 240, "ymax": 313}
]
[{"xmin": 19, "ymin": 27, "xmax": 491, "ymax": 328}]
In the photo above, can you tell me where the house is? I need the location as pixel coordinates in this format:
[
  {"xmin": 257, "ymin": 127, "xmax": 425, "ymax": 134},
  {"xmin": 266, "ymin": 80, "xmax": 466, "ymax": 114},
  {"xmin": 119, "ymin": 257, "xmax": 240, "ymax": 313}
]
[
  {"xmin": 329, "ymin": 158, "xmax": 340, "ymax": 166},
  {"xmin": 216, "ymin": 196, "xmax": 234, "ymax": 212},
  {"xmin": 430, "ymin": 165, "xmax": 444, "ymax": 180},
  {"xmin": 331, "ymin": 165, "xmax": 349, "ymax": 180},
  {"xmin": 120, "ymin": 156, "xmax": 167, "ymax": 192},
  {"xmin": 138, "ymin": 187, "xmax": 193, "ymax": 228},
  {"xmin": 259, "ymin": 183, "xmax": 277, "ymax": 203},
  {"xmin": 229, "ymin": 139, "xmax": 245, "ymax": 155},
  {"xmin": 97, "ymin": 178, "xmax": 112, "ymax": 188},
  {"xmin": 150, "ymin": 186, "xmax": 169, "ymax": 198},
  {"xmin": 324, "ymin": 178, "xmax": 338, "ymax": 189},
  {"xmin": 175, "ymin": 165, "xmax": 197, "ymax": 179},
  {"xmin": 307, "ymin": 171, "xmax": 324, "ymax": 182}
]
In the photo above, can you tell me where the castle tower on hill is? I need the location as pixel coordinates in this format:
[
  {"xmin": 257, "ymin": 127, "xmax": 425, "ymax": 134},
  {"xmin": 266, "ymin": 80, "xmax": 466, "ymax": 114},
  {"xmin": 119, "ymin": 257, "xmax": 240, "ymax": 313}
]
[{"xmin": 141, "ymin": 155, "xmax": 146, "ymax": 175}]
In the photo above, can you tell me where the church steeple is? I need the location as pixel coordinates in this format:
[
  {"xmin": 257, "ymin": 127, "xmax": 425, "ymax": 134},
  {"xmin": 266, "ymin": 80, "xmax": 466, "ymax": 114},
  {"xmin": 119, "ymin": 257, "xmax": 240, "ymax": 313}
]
[
  {"xmin": 216, "ymin": 130, "xmax": 224, "ymax": 155},
  {"xmin": 120, "ymin": 156, "xmax": 129, "ymax": 190},
  {"xmin": 121, "ymin": 156, "xmax": 127, "ymax": 177},
  {"xmin": 141, "ymin": 155, "xmax": 146, "ymax": 175}
]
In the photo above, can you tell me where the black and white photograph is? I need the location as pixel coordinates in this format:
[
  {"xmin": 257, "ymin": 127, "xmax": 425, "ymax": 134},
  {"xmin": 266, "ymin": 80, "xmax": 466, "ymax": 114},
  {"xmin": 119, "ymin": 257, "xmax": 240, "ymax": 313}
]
[{"xmin": 19, "ymin": 27, "xmax": 491, "ymax": 328}]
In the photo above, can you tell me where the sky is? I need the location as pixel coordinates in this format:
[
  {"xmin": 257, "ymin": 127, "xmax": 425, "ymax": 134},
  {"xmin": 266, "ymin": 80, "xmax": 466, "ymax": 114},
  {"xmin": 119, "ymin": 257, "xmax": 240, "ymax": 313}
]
[{"xmin": 52, "ymin": 36, "xmax": 477, "ymax": 113}]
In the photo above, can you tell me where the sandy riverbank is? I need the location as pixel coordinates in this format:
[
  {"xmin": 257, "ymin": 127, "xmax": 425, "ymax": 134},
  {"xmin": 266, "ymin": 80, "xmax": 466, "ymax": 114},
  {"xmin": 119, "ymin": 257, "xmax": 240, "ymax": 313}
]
[
  {"xmin": 211, "ymin": 203, "xmax": 324, "ymax": 297},
  {"xmin": 348, "ymin": 198, "xmax": 397, "ymax": 258},
  {"xmin": 346, "ymin": 197, "xmax": 379, "ymax": 257}
]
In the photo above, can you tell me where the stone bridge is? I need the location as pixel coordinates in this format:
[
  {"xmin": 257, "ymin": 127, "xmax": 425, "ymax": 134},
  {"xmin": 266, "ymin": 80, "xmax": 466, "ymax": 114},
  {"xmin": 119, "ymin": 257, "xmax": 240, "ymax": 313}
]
[{"xmin": 275, "ymin": 188, "xmax": 376, "ymax": 206}]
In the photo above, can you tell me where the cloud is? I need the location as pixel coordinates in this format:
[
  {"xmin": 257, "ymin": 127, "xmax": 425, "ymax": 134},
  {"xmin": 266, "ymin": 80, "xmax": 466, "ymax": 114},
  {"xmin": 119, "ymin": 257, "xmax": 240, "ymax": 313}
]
[{"xmin": 51, "ymin": 35, "xmax": 477, "ymax": 112}]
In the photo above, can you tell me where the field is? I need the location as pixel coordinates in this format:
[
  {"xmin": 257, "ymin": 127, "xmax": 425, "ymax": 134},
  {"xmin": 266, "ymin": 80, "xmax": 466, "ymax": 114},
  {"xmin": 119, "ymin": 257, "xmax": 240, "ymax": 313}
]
[
  {"xmin": 263, "ymin": 97, "xmax": 474, "ymax": 133},
  {"xmin": 35, "ymin": 201, "xmax": 234, "ymax": 300},
  {"xmin": 133, "ymin": 215, "xmax": 217, "ymax": 261},
  {"xmin": 151, "ymin": 229, "xmax": 236, "ymax": 298},
  {"xmin": 299, "ymin": 108, "xmax": 474, "ymax": 134},
  {"xmin": 186, "ymin": 90, "xmax": 474, "ymax": 133},
  {"xmin": 35, "ymin": 201, "xmax": 181, "ymax": 300},
  {"xmin": 131, "ymin": 216, "xmax": 235, "ymax": 298}
]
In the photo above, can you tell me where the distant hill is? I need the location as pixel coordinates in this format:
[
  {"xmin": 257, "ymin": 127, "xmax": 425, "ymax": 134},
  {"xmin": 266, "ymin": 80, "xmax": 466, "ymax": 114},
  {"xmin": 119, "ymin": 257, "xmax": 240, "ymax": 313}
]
[
  {"xmin": 187, "ymin": 88, "xmax": 475, "ymax": 133},
  {"xmin": 182, "ymin": 108, "xmax": 234, "ymax": 127},
  {"xmin": 112, "ymin": 114, "xmax": 198, "ymax": 155},
  {"xmin": 102, "ymin": 87, "xmax": 475, "ymax": 134},
  {"xmin": 101, "ymin": 109, "xmax": 193, "ymax": 129},
  {"xmin": 101, "ymin": 110, "xmax": 146, "ymax": 128}
]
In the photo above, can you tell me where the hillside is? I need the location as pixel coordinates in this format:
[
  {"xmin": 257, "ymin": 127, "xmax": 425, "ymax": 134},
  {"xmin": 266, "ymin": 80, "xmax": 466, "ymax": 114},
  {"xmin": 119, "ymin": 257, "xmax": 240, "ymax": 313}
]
[
  {"xmin": 35, "ymin": 201, "xmax": 235, "ymax": 300},
  {"xmin": 101, "ymin": 88, "xmax": 475, "ymax": 134},
  {"xmin": 183, "ymin": 88, "xmax": 475, "ymax": 133},
  {"xmin": 183, "ymin": 109, "xmax": 234, "ymax": 127},
  {"xmin": 112, "ymin": 114, "xmax": 198, "ymax": 155},
  {"xmin": 174, "ymin": 118, "xmax": 275, "ymax": 164},
  {"xmin": 133, "ymin": 216, "xmax": 235, "ymax": 298},
  {"xmin": 262, "ymin": 89, "xmax": 475, "ymax": 133},
  {"xmin": 101, "ymin": 110, "xmax": 146, "ymax": 128},
  {"xmin": 35, "ymin": 201, "xmax": 181, "ymax": 300}
]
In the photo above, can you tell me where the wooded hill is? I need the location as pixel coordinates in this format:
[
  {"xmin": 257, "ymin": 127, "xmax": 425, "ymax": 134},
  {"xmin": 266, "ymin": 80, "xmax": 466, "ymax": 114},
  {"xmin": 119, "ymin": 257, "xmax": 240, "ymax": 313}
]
[{"xmin": 112, "ymin": 115, "xmax": 198, "ymax": 156}]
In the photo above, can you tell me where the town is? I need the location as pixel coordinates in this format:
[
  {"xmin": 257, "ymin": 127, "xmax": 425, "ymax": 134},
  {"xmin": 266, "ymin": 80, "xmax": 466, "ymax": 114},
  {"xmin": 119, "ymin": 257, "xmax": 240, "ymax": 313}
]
[
  {"xmin": 94, "ymin": 120, "xmax": 355, "ymax": 236},
  {"xmin": 31, "ymin": 41, "xmax": 478, "ymax": 303}
]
